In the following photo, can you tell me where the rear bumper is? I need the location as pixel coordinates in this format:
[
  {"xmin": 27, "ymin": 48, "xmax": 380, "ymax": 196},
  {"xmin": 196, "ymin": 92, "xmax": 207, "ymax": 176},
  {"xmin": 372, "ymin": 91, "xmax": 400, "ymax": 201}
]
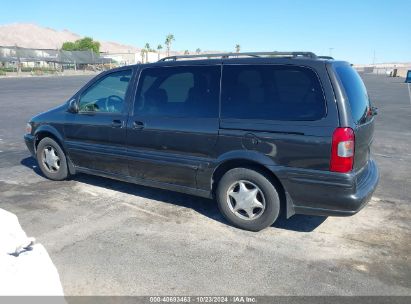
[
  {"xmin": 24, "ymin": 134, "xmax": 36, "ymax": 157},
  {"xmin": 273, "ymin": 159, "xmax": 379, "ymax": 217}
]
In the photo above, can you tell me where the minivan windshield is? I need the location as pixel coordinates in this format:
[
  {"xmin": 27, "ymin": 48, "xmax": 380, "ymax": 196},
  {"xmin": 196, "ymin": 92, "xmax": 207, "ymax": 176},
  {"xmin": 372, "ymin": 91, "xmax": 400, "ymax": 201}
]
[{"xmin": 335, "ymin": 65, "xmax": 370, "ymax": 124}]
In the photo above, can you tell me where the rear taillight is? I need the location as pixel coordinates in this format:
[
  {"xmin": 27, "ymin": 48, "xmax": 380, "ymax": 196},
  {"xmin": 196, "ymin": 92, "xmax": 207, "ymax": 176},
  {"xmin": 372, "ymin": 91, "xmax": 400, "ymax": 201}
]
[{"xmin": 330, "ymin": 127, "xmax": 355, "ymax": 173}]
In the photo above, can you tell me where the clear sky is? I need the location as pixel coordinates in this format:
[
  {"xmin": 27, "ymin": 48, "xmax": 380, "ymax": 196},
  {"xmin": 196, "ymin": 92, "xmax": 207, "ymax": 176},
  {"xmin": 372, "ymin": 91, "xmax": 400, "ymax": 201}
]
[{"xmin": 1, "ymin": 0, "xmax": 410, "ymax": 64}]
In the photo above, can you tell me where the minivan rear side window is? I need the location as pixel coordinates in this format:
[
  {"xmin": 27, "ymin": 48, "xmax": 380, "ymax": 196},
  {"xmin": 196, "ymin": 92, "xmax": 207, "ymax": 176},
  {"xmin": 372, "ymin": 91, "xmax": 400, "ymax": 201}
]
[
  {"xmin": 221, "ymin": 65, "xmax": 326, "ymax": 121},
  {"xmin": 135, "ymin": 66, "xmax": 220, "ymax": 118},
  {"xmin": 334, "ymin": 65, "xmax": 370, "ymax": 125}
]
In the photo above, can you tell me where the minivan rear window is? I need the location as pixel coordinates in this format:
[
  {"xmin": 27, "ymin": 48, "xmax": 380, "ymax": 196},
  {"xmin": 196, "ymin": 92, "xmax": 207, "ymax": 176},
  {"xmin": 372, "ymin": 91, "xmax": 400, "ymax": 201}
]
[
  {"xmin": 335, "ymin": 65, "xmax": 370, "ymax": 125},
  {"xmin": 221, "ymin": 65, "xmax": 326, "ymax": 121}
]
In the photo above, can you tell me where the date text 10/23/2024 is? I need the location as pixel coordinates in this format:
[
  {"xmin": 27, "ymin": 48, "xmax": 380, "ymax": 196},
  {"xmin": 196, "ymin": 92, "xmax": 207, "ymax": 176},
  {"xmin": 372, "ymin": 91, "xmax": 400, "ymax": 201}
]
[{"xmin": 149, "ymin": 297, "xmax": 257, "ymax": 303}]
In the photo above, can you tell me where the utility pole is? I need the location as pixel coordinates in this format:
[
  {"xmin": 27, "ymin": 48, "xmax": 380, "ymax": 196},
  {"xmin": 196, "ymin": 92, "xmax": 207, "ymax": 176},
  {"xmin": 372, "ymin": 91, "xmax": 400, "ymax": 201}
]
[
  {"xmin": 15, "ymin": 44, "xmax": 21, "ymax": 74},
  {"xmin": 91, "ymin": 49, "xmax": 94, "ymax": 63},
  {"xmin": 41, "ymin": 50, "xmax": 45, "ymax": 68},
  {"xmin": 408, "ymin": 82, "xmax": 411, "ymax": 105},
  {"xmin": 372, "ymin": 50, "xmax": 376, "ymax": 66}
]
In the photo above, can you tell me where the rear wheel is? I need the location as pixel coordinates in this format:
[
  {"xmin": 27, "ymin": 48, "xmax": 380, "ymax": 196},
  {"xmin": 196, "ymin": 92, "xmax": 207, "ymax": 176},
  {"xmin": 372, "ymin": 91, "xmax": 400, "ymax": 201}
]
[
  {"xmin": 216, "ymin": 168, "xmax": 280, "ymax": 231},
  {"xmin": 36, "ymin": 137, "xmax": 68, "ymax": 181}
]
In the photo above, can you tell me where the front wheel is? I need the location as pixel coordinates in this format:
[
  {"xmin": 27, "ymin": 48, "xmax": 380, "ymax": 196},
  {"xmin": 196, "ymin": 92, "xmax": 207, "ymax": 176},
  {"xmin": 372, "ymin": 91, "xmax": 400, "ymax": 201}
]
[
  {"xmin": 36, "ymin": 137, "xmax": 69, "ymax": 181},
  {"xmin": 216, "ymin": 168, "xmax": 280, "ymax": 231}
]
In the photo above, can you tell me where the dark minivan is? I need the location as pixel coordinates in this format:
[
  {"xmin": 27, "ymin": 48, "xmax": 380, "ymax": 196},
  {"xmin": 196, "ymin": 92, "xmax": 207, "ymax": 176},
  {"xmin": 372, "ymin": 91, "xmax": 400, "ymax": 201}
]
[{"xmin": 24, "ymin": 52, "xmax": 379, "ymax": 231}]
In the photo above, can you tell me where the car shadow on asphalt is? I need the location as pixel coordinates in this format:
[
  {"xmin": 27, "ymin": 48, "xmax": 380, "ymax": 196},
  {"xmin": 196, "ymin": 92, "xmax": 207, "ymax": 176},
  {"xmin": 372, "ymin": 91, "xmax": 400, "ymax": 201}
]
[
  {"xmin": 20, "ymin": 156, "xmax": 43, "ymax": 176},
  {"xmin": 21, "ymin": 156, "xmax": 326, "ymax": 233},
  {"xmin": 272, "ymin": 215, "xmax": 326, "ymax": 232}
]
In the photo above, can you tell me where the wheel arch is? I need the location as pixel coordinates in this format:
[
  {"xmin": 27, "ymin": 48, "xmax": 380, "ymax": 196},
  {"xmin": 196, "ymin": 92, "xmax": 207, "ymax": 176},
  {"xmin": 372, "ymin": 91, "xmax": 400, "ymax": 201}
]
[
  {"xmin": 34, "ymin": 125, "xmax": 64, "ymax": 150},
  {"xmin": 34, "ymin": 125, "xmax": 75, "ymax": 175}
]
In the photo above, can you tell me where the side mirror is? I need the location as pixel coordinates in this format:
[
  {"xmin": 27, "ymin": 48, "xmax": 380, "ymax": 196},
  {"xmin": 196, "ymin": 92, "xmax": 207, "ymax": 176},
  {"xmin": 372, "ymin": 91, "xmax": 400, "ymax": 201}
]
[{"xmin": 67, "ymin": 99, "xmax": 79, "ymax": 113}]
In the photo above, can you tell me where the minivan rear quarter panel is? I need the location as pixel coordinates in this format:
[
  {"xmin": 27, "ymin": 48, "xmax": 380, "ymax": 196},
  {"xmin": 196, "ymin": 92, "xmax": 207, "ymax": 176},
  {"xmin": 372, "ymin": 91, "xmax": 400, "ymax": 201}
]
[
  {"xmin": 214, "ymin": 60, "xmax": 339, "ymax": 171},
  {"xmin": 197, "ymin": 60, "xmax": 348, "ymax": 215}
]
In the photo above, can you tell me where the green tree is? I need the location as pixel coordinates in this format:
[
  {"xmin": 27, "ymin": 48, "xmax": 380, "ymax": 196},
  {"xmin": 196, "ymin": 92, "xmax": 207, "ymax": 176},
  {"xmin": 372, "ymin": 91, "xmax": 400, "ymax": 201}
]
[
  {"xmin": 157, "ymin": 44, "xmax": 163, "ymax": 60},
  {"xmin": 184, "ymin": 50, "xmax": 189, "ymax": 55},
  {"xmin": 196, "ymin": 48, "xmax": 201, "ymax": 55},
  {"xmin": 62, "ymin": 37, "xmax": 100, "ymax": 53},
  {"xmin": 235, "ymin": 44, "xmax": 241, "ymax": 53},
  {"xmin": 62, "ymin": 41, "xmax": 76, "ymax": 51},
  {"xmin": 165, "ymin": 34, "xmax": 175, "ymax": 57}
]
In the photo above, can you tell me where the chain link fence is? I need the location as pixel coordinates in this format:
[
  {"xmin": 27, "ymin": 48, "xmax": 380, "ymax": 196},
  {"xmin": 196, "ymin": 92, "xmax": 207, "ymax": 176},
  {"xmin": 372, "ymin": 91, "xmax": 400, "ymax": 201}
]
[{"xmin": 0, "ymin": 45, "xmax": 112, "ymax": 75}]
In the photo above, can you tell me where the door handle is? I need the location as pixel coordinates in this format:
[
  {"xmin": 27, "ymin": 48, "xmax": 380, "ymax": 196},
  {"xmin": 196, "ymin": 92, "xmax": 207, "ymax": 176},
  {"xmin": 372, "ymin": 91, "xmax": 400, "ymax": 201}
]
[
  {"xmin": 111, "ymin": 119, "xmax": 123, "ymax": 128},
  {"xmin": 133, "ymin": 121, "xmax": 145, "ymax": 130}
]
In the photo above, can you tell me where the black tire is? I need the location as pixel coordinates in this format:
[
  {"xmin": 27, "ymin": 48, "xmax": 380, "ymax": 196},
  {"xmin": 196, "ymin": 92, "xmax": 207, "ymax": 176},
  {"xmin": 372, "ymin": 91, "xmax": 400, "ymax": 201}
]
[
  {"xmin": 36, "ymin": 137, "xmax": 69, "ymax": 181},
  {"xmin": 216, "ymin": 168, "xmax": 280, "ymax": 231}
]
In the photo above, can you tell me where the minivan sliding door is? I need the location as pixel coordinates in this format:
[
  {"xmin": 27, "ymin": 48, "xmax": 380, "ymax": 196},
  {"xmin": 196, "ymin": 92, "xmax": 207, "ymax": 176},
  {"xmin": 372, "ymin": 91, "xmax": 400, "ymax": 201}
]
[{"xmin": 126, "ymin": 65, "xmax": 221, "ymax": 188}]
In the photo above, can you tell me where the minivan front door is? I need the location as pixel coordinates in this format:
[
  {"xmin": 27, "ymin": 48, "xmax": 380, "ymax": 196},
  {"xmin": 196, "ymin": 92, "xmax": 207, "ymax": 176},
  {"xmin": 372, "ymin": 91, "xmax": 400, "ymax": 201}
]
[
  {"xmin": 126, "ymin": 65, "xmax": 221, "ymax": 188},
  {"xmin": 65, "ymin": 69, "xmax": 133, "ymax": 175}
]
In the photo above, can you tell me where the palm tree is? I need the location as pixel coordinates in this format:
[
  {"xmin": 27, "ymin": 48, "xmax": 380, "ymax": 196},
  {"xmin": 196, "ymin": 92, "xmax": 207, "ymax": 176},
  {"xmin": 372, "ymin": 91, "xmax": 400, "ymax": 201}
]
[
  {"xmin": 144, "ymin": 43, "xmax": 150, "ymax": 62},
  {"xmin": 184, "ymin": 50, "xmax": 189, "ymax": 55},
  {"xmin": 235, "ymin": 44, "xmax": 241, "ymax": 53},
  {"xmin": 196, "ymin": 48, "xmax": 201, "ymax": 55},
  {"xmin": 157, "ymin": 44, "xmax": 163, "ymax": 60},
  {"xmin": 140, "ymin": 49, "xmax": 146, "ymax": 63},
  {"xmin": 165, "ymin": 34, "xmax": 175, "ymax": 57}
]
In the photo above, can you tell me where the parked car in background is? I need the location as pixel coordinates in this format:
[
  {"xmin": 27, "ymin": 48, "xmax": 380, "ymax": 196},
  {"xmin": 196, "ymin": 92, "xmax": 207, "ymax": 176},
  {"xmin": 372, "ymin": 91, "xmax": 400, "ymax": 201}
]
[
  {"xmin": 405, "ymin": 70, "xmax": 411, "ymax": 83},
  {"xmin": 24, "ymin": 51, "xmax": 379, "ymax": 231}
]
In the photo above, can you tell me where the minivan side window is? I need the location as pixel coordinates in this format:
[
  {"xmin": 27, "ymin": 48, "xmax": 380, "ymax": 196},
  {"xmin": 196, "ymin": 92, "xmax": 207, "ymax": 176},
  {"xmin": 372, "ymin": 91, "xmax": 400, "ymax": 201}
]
[
  {"xmin": 78, "ymin": 69, "xmax": 132, "ymax": 113},
  {"xmin": 221, "ymin": 65, "xmax": 326, "ymax": 121},
  {"xmin": 335, "ymin": 65, "xmax": 370, "ymax": 125},
  {"xmin": 134, "ymin": 66, "xmax": 220, "ymax": 118}
]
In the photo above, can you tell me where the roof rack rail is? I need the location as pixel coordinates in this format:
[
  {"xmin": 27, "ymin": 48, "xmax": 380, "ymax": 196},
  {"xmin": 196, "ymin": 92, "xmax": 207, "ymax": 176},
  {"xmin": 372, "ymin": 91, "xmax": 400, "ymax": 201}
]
[
  {"xmin": 318, "ymin": 55, "xmax": 334, "ymax": 60},
  {"xmin": 159, "ymin": 51, "xmax": 317, "ymax": 62}
]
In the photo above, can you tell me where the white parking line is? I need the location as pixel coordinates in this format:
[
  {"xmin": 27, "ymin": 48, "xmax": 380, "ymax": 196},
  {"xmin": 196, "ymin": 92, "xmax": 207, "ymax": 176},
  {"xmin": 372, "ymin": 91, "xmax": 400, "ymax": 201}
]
[
  {"xmin": 408, "ymin": 83, "xmax": 411, "ymax": 105},
  {"xmin": 81, "ymin": 189, "xmax": 98, "ymax": 197},
  {"xmin": 121, "ymin": 202, "xmax": 169, "ymax": 219}
]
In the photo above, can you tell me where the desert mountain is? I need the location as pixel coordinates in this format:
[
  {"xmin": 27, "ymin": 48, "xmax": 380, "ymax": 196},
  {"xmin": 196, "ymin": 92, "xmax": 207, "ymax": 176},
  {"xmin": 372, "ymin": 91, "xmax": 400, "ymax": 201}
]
[{"xmin": 0, "ymin": 23, "xmax": 140, "ymax": 53}]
